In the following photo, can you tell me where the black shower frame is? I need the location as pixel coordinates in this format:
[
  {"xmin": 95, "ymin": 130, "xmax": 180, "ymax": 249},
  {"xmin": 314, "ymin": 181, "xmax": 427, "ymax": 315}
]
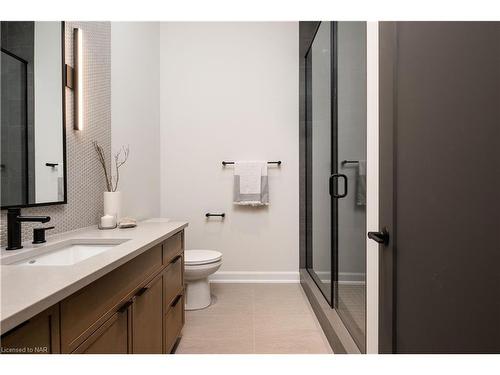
[{"xmin": 304, "ymin": 21, "xmax": 339, "ymax": 309}]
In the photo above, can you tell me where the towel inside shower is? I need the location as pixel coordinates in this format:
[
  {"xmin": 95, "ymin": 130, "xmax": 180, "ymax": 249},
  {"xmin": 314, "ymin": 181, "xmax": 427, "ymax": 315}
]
[
  {"xmin": 356, "ymin": 160, "xmax": 367, "ymax": 206},
  {"xmin": 233, "ymin": 161, "xmax": 269, "ymax": 206}
]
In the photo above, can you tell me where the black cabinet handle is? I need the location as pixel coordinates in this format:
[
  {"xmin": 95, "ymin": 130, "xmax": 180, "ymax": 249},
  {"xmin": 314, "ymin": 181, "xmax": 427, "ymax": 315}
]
[
  {"xmin": 329, "ymin": 174, "xmax": 348, "ymax": 198},
  {"xmin": 118, "ymin": 300, "xmax": 133, "ymax": 313},
  {"xmin": 170, "ymin": 294, "xmax": 182, "ymax": 308},
  {"xmin": 368, "ymin": 229, "xmax": 390, "ymax": 245},
  {"xmin": 45, "ymin": 163, "xmax": 59, "ymax": 167}
]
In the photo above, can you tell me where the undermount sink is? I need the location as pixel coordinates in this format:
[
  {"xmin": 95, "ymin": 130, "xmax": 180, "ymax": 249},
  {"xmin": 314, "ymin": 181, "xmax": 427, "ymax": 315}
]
[{"xmin": 2, "ymin": 238, "xmax": 130, "ymax": 266}]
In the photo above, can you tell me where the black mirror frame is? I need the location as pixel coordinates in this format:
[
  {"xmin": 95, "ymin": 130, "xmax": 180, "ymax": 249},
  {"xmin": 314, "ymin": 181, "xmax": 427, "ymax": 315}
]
[{"xmin": 1, "ymin": 21, "xmax": 67, "ymax": 210}]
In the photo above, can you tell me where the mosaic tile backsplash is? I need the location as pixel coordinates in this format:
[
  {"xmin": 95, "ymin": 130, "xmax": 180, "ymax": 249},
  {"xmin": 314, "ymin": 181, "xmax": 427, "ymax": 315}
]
[{"xmin": 0, "ymin": 22, "xmax": 111, "ymax": 246}]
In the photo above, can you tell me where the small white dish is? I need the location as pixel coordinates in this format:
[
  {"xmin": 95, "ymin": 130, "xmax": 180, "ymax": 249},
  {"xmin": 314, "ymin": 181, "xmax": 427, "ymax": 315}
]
[{"xmin": 118, "ymin": 217, "xmax": 137, "ymax": 229}]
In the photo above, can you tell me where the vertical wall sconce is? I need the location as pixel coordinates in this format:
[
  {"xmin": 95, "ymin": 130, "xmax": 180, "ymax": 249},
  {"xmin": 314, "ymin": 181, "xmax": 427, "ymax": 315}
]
[{"xmin": 73, "ymin": 28, "xmax": 83, "ymax": 130}]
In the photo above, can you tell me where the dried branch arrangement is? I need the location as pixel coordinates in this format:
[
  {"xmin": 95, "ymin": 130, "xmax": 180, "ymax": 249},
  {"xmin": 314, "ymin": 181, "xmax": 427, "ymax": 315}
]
[{"xmin": 93, "ymin": 141, "xmax": 130, "ymax": 192}]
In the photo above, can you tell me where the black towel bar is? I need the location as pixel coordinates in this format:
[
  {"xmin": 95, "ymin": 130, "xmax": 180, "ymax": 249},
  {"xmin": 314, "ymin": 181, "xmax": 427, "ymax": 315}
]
[
  {"xmin": 222, "ymin": 161, "xmax": 281, "ymax": 166},
  {"xmin": 341, "ymin": 160, "xmax": 359, "ymax": 166},
  {"xmin": 205, "ymin": 213, "xmax": 225, "ymax": 218}
]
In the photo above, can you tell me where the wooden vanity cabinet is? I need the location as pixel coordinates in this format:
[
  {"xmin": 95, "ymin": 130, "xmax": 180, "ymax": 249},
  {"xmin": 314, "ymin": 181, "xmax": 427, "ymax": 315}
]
[
  {"xmin": 60, "ymin": 243, "xmax": 164, "ymax": 352},
  {"xmin": 132, "ymin": 264, "xmax": 185, "ymax": 354},
  {"xmin": 0, "ymin": 305, "xmax": 60, "ymax": 354},
  {"xmin": 0, "ymin": 230, "xmax": 185, "ymax": 355}
]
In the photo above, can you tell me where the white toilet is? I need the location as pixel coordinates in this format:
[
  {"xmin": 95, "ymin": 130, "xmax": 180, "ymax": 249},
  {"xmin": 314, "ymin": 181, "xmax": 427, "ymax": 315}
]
[{"xmin": 184, "ymin": 250, "xmax": 222, "ymax": 310}]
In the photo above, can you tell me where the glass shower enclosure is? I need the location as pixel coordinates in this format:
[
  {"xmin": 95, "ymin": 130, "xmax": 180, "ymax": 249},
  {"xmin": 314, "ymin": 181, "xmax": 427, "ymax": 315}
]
[{"xmin": 305, "ymin": 21, "xmax": 367, "ymax": 352}]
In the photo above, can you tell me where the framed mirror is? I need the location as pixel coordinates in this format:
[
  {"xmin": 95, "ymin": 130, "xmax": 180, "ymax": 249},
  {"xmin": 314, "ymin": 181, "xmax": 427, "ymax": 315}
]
[{"xmin": 1, "ymin": 21, "xmax": 67, "ymax": 209}]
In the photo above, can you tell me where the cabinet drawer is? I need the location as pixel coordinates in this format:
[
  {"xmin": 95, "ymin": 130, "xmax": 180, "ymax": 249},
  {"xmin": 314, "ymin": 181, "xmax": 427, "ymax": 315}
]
[
  {"xmin": 61, "ymin": 244, "xmax": 163, "ymax": 353},
  {"xmin": 164, "ymin": 254, "xmax": 183, "ymax": 307},
  {"xmin": 164, "ymin": 293, "xmax": 184, "ymax": 353},
  {"xmin": 163, "ymin": 231, "xmax": 183, "ymax": 264}
]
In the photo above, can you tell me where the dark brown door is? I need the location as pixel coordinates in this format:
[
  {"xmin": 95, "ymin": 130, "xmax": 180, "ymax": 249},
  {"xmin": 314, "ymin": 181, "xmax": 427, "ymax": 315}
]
[
  {"xmin": 132, "ymin": 273, "xmax": 164, "ymax": 354},
  {"xmin": 378, "ymin": 22, "xmax": 500, "ymax": 353}
]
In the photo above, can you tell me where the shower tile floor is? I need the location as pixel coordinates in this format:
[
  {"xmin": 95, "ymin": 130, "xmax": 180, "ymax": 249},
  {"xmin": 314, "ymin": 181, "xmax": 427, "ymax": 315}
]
[
  {"xmin": 338, "ymin": 283, "xmax": 366, "ymax": 347},
  {"xmin": 176, "ymin": 283, "xmax": 333, "ymax": 354}
]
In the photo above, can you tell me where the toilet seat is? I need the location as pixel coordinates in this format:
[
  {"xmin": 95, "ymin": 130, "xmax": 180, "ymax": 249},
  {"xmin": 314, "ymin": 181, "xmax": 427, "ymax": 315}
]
[{"xmin": 185, "ymin": 250, "xmax": 222, "ymax": 266}]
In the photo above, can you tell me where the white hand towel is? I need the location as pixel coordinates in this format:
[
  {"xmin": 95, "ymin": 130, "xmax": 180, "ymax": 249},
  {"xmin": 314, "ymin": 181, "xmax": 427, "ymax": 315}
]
[
  {"xmin": 236, "ymin": 162, "xmax": 262, "ymax": 194},
  {"xmin": 233, "ymin": 161, "xmax": 269, "ymax": 206}
]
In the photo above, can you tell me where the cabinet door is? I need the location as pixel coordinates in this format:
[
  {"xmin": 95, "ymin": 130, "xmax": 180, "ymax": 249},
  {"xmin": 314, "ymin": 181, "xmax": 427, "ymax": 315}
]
[
  {"xmin": 132, "ymin": 273, "xmax": 163, "ymax": 354},
  {"xmin": 0, "ymin": 305, "xmax": 60, "ymax": 354},
  {"xmin": 73, "ymin": 306, "xmax": 131, "ymax": 354}
]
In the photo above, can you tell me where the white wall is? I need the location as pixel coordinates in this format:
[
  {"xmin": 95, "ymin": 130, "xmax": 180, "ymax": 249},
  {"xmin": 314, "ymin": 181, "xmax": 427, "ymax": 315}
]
[
  {"xmin": 159, "ymin": 22, "xmax": 299, "ymax": 281},
  {"xmin": 111, "ymin": 22, "xmax": 161, "ymax": 220}
]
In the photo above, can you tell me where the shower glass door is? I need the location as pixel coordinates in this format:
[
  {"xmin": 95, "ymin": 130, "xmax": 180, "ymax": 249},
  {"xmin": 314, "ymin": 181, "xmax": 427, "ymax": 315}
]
[
  {"xmin": 305, "ymin": 21, "xmax": 367, "ymax": 352},
  {"xmin": 305, "ymin": 21, "xmax": 335, "ymax": 305},
  {"xmin": 336, "ymin": 22, "xmax": 367, "ymax": 352}
]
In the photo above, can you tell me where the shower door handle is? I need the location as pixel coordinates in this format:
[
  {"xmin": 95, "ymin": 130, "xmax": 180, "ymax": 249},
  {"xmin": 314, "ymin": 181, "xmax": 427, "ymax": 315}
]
[
  {"xmin": 329, "ymin": 174, "xmax": 348, "ymax": 198},
  {"xmin": 368, "ymin": 229, "xmax": 390, "ymax": 245}
]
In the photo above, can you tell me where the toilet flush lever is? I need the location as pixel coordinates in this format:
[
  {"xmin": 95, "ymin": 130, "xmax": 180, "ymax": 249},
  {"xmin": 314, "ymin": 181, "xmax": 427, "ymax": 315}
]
[{"xmin": 367, "ymin": 228, "xmax": 389, "ymax": 245}]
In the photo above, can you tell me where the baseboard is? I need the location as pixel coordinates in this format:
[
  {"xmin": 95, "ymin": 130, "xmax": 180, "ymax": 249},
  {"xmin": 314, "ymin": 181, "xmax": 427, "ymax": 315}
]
[{"xmin": 209, "ymin": 271, "xmax": 300, "ymax": 283}]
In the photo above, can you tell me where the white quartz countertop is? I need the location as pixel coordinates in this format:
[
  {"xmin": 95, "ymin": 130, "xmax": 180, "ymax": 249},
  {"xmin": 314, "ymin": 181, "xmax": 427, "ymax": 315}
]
[{"xmin": 0, "ymin": 219, "xmax": 188, "ymax": 335}]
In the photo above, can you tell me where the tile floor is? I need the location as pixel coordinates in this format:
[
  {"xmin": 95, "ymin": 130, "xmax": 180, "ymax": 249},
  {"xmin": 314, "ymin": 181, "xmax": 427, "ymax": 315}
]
[{"xmin": 176, "ymin": 283, "xmax": 333, "ymax": 354}]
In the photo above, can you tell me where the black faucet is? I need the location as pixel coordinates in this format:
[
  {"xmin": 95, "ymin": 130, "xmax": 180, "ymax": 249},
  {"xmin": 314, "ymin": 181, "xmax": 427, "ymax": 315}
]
[{"xmin": 6, "ymin": 208, "xmax": 51, "ymax": 250}]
